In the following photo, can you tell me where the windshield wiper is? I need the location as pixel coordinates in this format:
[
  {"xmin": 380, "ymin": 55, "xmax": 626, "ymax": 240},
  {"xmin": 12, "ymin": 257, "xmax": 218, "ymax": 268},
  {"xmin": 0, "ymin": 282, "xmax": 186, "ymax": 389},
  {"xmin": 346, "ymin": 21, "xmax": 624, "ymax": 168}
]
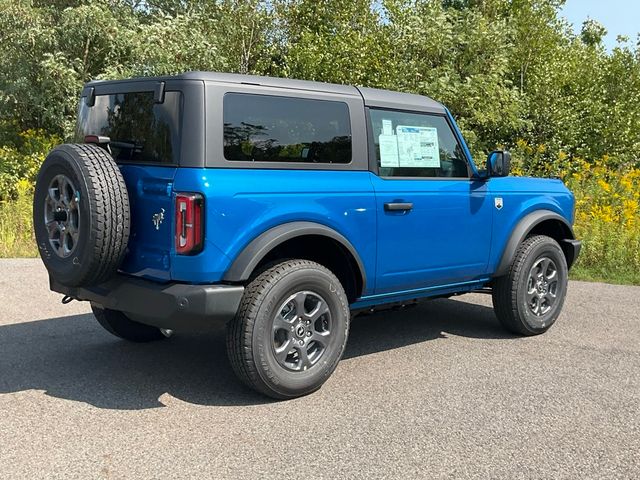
[{"xmin": 84, "ymin": 135, "xmax": 143, "ymax": 157}]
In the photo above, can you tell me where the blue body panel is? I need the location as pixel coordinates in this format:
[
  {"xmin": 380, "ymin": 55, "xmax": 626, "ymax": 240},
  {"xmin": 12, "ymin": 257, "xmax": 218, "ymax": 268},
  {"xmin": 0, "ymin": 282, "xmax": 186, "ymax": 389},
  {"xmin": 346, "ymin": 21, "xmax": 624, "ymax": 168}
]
[
  {"xmin": 118, "ymin": 163, "xmax": 575, "ymax": 304},
  {"xmin": 119, "ymin": 164, "xmax": 176, "ymax": 281},
  {"xmin": 170, "ymin": 168, "xmax": 378, "ymax": 290},
  {"xmin": 485, "ymin": 176, "xmax": 575, "ymax": 274},
  {"xmin": 370, "ymin": 175, "xmax": 493, "ymax": 293}
]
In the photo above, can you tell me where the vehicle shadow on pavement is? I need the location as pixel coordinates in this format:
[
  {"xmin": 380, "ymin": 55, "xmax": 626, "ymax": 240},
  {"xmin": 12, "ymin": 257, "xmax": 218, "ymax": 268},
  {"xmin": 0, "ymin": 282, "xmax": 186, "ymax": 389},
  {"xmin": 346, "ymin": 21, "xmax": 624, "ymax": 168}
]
[
  {"xmin": 344, "ymin": 297, "xmax": 515, "ymax": 360},
  {"xmin": 0, "ymin": 298, "xmax": 513, "ymax": 410}
]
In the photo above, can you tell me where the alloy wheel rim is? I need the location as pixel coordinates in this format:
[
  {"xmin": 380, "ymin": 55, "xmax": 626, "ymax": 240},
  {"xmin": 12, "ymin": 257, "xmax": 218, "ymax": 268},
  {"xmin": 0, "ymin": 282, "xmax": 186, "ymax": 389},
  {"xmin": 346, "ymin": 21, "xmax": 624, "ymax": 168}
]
[
  {"xmin": 526, "ymin": 256, "xmax": 559, "ymax": 316},
  {"xmin": 272, "ymin": 290, "xmax": 332, "ymax": 372},
  {"xmin": 44, "ymin": 174, "xmax": 80, "ymax": 258}
]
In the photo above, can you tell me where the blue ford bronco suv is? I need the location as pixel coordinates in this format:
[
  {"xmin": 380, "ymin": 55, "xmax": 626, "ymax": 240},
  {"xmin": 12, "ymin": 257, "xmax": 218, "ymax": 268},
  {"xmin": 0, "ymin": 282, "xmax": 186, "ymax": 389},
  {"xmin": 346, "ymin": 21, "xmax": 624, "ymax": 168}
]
[{"xmin": 33, "ymin": 72, "xmax": 581, "ymax": 399}]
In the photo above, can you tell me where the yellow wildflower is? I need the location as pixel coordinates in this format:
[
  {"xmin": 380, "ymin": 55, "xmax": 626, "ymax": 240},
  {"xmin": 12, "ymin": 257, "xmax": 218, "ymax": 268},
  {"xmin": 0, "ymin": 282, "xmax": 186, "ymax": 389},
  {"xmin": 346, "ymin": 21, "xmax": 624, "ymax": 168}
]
[
  {"xmin": 16, "ymin": 179, "xmax": 32, "ymax": 195},
  {"xmin": 597, "ymin": 179, "xmax": 611, "ymax": 193},
  {"xmin": 623, "ymin": 199, "xmax": 638, "ymax": 225}
]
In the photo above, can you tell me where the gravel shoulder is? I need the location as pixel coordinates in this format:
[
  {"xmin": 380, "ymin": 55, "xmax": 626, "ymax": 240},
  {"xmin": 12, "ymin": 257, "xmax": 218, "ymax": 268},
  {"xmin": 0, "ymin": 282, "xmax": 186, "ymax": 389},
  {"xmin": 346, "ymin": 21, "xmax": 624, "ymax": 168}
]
[{"xmin": 0, "ymin": 259, "xmax": 638, "ymax": 479}]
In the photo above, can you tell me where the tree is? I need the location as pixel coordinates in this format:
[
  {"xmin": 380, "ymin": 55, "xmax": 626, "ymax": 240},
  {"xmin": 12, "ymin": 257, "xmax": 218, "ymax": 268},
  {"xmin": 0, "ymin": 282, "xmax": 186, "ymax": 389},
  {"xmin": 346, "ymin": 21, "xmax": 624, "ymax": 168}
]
[{"xmin": 0, "ymin": 0, "xmax": 638, "ymax": 168}]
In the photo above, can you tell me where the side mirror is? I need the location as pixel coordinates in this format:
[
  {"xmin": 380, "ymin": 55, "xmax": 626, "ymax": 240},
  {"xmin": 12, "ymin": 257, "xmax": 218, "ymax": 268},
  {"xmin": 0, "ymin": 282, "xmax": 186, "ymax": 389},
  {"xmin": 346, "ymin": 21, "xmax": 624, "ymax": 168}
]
[{"xmin": 487, "ymin": 150, "xmax": 511, "ymax": 177}]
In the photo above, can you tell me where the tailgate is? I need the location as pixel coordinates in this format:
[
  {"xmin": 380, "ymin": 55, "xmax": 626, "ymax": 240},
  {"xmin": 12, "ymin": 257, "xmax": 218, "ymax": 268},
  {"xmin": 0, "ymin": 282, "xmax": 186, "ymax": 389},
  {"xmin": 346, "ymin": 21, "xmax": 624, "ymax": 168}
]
[{"xmin": 119, "ymin": 165, "xmax": 177, "ymax": 281}]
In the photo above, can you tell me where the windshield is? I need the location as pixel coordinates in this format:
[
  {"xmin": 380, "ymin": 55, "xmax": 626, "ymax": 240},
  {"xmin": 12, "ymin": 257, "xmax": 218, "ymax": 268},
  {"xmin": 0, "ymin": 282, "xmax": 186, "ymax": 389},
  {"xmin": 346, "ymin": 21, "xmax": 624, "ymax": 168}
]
[{"xmin": 74, "ymin": 91, "xmax": 183, "ymax": 164}]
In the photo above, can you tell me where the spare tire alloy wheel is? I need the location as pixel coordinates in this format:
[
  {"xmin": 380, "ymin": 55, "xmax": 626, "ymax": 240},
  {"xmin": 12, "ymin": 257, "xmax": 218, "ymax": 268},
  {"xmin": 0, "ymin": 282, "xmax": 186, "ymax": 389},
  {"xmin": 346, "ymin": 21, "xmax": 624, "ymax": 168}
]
[
  {"xmin": 44, "ymin": 174, "xmax": 81, "ymax": 258},
  {"xmin": 33, "ymin": 144, "xmax": 130, "ymax": 287}
]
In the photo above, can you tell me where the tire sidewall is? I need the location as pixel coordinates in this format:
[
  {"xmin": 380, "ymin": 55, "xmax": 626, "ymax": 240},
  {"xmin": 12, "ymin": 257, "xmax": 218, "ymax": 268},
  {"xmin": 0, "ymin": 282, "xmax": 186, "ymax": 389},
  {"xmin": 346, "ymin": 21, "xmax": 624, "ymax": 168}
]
[
  {"xmin": 33, "ymin": 147, "xmax": 95, "ymax": 286},
  {"xmin": 515, "ymin": 239, "xmax": 568, "ymax": 334},
  {"xmin": 251, "ymin": 267, "xmax": 350, "ymax": 398}
]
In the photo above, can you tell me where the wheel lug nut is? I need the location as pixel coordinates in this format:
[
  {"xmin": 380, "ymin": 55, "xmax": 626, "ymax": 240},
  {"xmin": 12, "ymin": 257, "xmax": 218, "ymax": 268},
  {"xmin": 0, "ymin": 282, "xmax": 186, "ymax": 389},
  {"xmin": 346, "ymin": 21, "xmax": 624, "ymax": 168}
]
[{"xmin": 307, "ymin": 332, "xmax": 311, "ymax": 337}]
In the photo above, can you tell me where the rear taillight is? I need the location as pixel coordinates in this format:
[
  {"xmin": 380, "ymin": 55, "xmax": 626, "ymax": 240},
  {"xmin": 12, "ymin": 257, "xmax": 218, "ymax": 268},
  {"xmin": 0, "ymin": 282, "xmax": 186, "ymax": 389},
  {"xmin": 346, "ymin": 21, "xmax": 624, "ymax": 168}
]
[{"xmin": 175, "ymin": 193, "xmax": 204, "ymax": 255}]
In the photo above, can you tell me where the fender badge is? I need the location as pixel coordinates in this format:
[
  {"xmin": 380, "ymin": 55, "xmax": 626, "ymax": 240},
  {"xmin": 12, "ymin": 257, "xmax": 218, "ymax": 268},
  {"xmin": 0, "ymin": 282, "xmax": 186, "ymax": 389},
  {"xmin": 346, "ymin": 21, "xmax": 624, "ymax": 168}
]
[
  {"xmin": 495, "ymin": 197, "xmax": 504, "ymax": 210},
  {"xmin": 152, "ymin": 208, "xmax": 165, "ymax": 230}
]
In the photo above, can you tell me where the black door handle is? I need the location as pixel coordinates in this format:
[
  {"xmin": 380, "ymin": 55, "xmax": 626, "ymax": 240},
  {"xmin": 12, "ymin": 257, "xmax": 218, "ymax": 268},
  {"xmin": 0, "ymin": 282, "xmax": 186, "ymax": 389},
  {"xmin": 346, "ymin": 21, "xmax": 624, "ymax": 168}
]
[{"xmin": 384, "ymin": 202, "xmax": 413, "ymax": 211}]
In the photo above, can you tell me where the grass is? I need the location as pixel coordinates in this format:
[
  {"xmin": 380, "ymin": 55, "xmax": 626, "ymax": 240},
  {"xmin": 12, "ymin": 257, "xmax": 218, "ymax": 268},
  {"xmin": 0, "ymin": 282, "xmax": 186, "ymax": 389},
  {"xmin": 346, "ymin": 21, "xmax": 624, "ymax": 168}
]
[
  {"xmin": 570, "ymin": 219, "xmax": 640, "ymax": 286},
  {"xmin": 0, "ymin": 190, "xmax": 38, "ymax": 258},
  {"xmin": 570, "ymin": 265, "xmax": 640, "ymax": 286}
]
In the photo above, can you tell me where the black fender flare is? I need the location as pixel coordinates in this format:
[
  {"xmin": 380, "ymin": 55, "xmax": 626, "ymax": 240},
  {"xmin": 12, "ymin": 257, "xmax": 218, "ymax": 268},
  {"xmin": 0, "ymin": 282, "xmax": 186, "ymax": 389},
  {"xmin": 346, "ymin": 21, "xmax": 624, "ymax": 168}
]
[
  {"xmin": 223, "ymin": 221, "xmax": 367, "ymax": 291},
  {"xmin": 494, "ymin": 210, "xmax": 576, "ymax": 277}
]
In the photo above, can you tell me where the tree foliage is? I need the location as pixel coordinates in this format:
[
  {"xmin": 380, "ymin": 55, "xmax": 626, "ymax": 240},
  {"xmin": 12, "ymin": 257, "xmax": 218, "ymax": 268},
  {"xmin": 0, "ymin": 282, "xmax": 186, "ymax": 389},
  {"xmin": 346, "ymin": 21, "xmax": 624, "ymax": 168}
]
[{"xmin": 0, "ymin": 0, "xmax": 639, "ymax": 167}]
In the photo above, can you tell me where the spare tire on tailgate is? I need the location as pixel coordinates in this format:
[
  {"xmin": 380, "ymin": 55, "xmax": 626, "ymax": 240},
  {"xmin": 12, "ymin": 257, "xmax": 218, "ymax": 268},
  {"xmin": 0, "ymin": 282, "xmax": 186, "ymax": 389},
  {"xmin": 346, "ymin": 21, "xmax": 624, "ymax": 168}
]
[{"xmin": 33, "ymin": 143, "xmax": 130, "ymax": 287}]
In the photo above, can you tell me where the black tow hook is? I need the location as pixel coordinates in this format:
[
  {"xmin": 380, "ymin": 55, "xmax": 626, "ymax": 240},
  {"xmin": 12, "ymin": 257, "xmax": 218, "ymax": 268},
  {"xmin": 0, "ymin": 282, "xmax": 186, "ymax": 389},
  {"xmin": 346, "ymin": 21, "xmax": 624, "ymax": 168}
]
[{"xmin": 61, "ymin": 295, "xmax": 74, "ymax": 304}]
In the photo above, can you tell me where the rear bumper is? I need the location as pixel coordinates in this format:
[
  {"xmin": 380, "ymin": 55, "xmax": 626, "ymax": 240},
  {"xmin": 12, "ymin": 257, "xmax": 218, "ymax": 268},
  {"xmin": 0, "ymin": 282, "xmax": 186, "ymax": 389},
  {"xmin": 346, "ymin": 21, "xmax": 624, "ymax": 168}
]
[
  {"xmin": 562, "ymin": 239, "xmax": 582, "ymax": 269},
  {"xmin": 50, "ymin": 275, "xmax": 244, "ymax": 329}
]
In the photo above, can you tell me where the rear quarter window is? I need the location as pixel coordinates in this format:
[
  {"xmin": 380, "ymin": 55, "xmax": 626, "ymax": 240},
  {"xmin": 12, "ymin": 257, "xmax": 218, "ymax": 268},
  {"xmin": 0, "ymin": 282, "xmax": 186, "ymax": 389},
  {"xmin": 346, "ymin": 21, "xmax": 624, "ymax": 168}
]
[
  {"xmin": 223, "ymin": 93, "xmax": 352, "ymax": 164},
  {"xmin": 75, "ymin": 91, "xmax": 183, "ymax": 165}
]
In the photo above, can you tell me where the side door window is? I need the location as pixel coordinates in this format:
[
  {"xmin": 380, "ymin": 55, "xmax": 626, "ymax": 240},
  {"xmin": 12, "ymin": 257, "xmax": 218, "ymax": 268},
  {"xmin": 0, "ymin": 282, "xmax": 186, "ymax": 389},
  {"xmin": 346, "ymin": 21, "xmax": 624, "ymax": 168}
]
[{"xmin": 369, "ymin": 109, "xmax": 470, "ymax": 178}]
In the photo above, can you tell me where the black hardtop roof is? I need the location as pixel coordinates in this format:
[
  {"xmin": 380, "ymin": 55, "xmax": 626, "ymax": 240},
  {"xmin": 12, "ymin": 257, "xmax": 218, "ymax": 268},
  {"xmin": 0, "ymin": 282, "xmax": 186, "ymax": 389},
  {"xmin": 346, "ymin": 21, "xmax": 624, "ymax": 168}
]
[{"xmin": 85, "ymin": 71, "xmax": 446, "ymax": 113}]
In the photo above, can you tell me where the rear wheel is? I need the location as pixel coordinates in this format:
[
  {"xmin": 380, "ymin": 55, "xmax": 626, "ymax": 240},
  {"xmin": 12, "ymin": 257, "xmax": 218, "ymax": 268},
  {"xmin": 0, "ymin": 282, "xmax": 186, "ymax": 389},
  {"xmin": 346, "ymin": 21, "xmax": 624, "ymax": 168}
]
[
  {"xmin": 227, "ymin": 260, "xmax": 350, "ymax": 399},
  {"xmin": 91, "ymin": 305, "xmax": 169, "ymax": 343},
  {"xmin": 492, "ymin": 235, "xmax": 568, "ymax": 336}
]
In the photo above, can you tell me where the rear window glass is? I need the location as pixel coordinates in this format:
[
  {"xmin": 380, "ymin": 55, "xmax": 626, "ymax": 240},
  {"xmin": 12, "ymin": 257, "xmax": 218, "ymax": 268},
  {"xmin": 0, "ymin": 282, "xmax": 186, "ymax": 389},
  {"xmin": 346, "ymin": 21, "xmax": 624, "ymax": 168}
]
[
  {"xmin": 75, "ymin": 91, "xmax": 183, "ymax": 164},
  {"xmin": 223, "ymin": 93, "xmax": 352, "ymax": 164}
]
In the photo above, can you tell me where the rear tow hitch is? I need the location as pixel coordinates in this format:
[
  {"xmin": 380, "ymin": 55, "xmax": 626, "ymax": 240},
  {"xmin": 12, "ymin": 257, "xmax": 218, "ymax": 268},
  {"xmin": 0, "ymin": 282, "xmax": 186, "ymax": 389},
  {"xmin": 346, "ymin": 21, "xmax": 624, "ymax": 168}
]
[{"xmin": 61, "ymin": 295, "xmax": 75, "ymax": 304}]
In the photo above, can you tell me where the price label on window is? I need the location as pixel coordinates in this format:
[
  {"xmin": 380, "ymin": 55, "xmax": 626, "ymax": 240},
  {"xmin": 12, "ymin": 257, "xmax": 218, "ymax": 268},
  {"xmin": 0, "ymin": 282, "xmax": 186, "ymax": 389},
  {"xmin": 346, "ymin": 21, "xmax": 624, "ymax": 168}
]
[{"xmin": 396, "ymin": 126, "xmax": 440, "ymax": 168}]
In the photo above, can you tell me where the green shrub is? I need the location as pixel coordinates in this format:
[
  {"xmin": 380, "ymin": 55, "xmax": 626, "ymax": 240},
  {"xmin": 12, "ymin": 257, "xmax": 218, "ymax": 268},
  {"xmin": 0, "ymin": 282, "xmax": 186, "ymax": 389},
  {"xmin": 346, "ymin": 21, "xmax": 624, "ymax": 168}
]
[{"xmin": 0, "ymin": 129, "xmax": 60, "ymax": 201}]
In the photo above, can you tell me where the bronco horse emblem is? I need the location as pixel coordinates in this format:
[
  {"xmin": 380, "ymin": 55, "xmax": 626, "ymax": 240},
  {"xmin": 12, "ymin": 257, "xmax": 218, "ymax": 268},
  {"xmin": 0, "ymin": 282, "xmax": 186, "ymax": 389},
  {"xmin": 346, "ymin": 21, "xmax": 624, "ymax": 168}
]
[{"xmin": 152, "ymin": 208, "xmax": 165, "ymax": 230}]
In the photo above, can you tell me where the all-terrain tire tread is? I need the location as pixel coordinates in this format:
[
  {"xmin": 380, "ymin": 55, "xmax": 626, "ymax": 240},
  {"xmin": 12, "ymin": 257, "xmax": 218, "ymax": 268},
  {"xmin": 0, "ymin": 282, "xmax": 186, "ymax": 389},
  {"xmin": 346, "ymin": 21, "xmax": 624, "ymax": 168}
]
[
  {"xmin": 226, "ymin": 259, "xmax": 346, "ymax": 399},
  {"xmin": 53, "ymin": 144, "xmax": 130, "ymax": 286}
]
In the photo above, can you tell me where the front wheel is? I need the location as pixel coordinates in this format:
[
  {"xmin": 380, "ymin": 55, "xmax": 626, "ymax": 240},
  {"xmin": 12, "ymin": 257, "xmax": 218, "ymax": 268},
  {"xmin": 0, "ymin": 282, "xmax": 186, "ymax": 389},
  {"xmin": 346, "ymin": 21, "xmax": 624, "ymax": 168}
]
[
  {"xmin": 226, "ymin": 260, "xmax": 350, "ymax": 399},
  {"xmin": 492, "ymin": 235, "xmax": 569, "ymax": 336}
]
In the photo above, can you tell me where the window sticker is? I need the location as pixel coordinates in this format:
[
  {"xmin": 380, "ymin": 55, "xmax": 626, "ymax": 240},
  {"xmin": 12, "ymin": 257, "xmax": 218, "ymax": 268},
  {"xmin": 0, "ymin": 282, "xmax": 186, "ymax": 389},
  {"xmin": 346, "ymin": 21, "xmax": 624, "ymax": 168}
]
[
  {"xmin": 382, "ymin": 119, "xmax": 393, "ymax": 136},
  {"xmin": 396, "ymin": 126, "xmax": 440, "ymax": 168},
  {"xmin": 379, "ymin": 134, "xmax": 399, "ymax": 167}
]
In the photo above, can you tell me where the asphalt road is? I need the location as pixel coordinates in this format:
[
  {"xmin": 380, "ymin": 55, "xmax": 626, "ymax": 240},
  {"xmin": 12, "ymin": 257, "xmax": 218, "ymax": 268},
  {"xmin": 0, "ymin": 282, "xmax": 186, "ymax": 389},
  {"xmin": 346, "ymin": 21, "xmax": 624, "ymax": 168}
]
[{"xmin": 0, "ymin": 259, "xmax": 638, "ymax": 479}]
